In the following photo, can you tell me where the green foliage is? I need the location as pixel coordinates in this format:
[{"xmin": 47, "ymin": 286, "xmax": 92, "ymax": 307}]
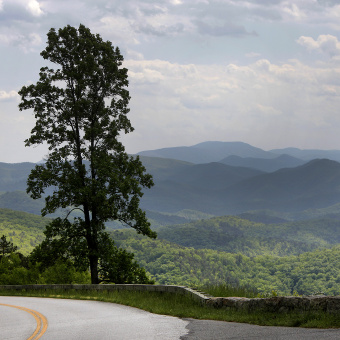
[
  {"xmin": 156, "ymin": 215, "xmax": 340, "ymax": 256},
  {"xmin": 142, "ymin": 209, "xmax": 215, "ymax": 229},
  {"xmin": 0, "ymin": 208, "xmax": 49, "ymax": 229},
  {"xmin": 201, "ymin": 283, "xmax": 259, "ymax": 298},
  {"xmin": 113, "ymin": 230, "xmax": 340, "ymax": 295},
  {"xmin": 99, "ymin": 233, "xmax": 154, "ymax": 284},
  {"xmin": 18, "ymin": 24, "xmax": 155, "ymax": 283},
  {"xmin": 0, "ymin": 235, "xmax": 90, "ymax": 284},
  {"xmin": 0, "ymin": 235, "xmax": 17, "ymax": 257},
  {"xmin": 0, "ymin": 253, "xmax": 40, "ymax": 285},
  {"xmin": 0, "ymin": 252, "xmax": 90, "ymax": 285},
  {"xmin": 38, "ymin": 259, "xmax": 90, "ymax": 284},
  {"xmin": 0, "ymin": 208, "xmax": 47, "ymax": 255},
  {"xmin": 1, "ymin": 207, "xmax": 340, "ymax": 294},
  {"xmin": 29, "ymin": 224, "xmax": 154, "ymax": 284},
  {"xmin": 0, "ymin": 209, "xmax": 154, "ymax": 285}
]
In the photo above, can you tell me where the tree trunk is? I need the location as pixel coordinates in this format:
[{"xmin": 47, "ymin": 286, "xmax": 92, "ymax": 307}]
[
  {"xmin": 84, "ymin": 205, "xmax": 99, "ymax": 284},
  {"xmin": 89, "ymin": 254, "xmax": 99, "ymax": 284}
]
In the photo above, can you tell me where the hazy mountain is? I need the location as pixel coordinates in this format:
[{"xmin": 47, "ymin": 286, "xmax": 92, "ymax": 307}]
[
  {"xmin": 141, "ymin": 159, "xmax": 340, "ymax": 215},
  {"xmin": 137, "ymin": 156, "xmax": 193, "ymax": 181},
  {"xmin": 166, "ymin": 162, "xmax": 264, "ymax": 190},
  {"xmin": 191, "ymin": 141, "xmax": 274, "ymax": 159},
  {"xmin": 138, "ymin": 141, "xmax": 340, "ymax": 164},
  {"xmin": 140, "ymin": 162, "xmax": 264, "ymax": 213},
  {"xmin": 222, "ymin": 159, "xmax": 340, "ymax": 213},
  {"xmin": 138, "ymin": 141, "xmax": 275, "ymax": 164},
  {"xmin": 270, "ymin": 147, "xmax": 340, "ymax": 162},
  {"xmin": 0, "ymin": 191, "xmax": 45, "ymax": 215},
  {"xmin": 219, "ymin": 154, "xmax": 306, "ymax": 172},
  {"xmin": 0, "ymin": 162, "xmax": 36, "ymax": 192},
  {"xmin": 2, "ymin": 143, "xmax": 340, "ymax": 219}
]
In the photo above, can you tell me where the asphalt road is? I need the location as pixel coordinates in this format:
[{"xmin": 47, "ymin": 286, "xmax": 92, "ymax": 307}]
[
  {"xmin": 1, "ymin": 296, "xmax": 340, "ymax": 339},
  {"xmin": 181, "ymin": 318, "xmax": 340, "ymax": 340}
]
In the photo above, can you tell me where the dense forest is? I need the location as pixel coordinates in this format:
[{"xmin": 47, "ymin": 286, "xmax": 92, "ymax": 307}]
[
  {"xmin": 112, "ymin": 229, "xmax": 340, "ymax": 295},
  {"xmin": 0, "ymin": 208, "xmax": 48, "ymax": 255},
  {"xmin": 1, "ymin": 208, "xmax": 339, "ymax": 295},
  {"xmin": 156, "ymin": 215, "xmax": 340, "ymax": 256}
]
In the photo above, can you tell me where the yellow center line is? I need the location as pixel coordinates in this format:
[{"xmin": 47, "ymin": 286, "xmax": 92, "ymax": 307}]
[{"xmin": 0, "ymin": 303, "xmax": 48, "ymax": 339}]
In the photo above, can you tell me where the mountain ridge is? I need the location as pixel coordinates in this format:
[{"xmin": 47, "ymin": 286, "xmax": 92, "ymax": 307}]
[
  {"xmin": 137, "ymin": 141, "xmax": 340, "ymax": 163},
  {"xmin": 2, "ymin": 142, "xmax": 340, "ymax": 219},
  {"xmin": 141, "ymin": 158, "xmax": 340, "ymax": 215}
]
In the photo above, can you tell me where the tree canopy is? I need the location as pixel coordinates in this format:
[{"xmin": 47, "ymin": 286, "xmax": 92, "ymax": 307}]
[
  {"xmin": 0, "ymin": 235, "xmax": 18, "ymax": 258},
  {"xmin": 18, "ymin": 24, "xmax": 156, "ymax": 284}
]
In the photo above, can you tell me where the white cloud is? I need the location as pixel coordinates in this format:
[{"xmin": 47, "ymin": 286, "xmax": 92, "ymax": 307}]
[
  {"xmin": 255, "ymin": 104, "xmax": 281, "ymax": 116},
  {"xmin": 95, "ymin": 16, "xmax": 140, "ymax": 46},
  {"xmin": 3, "ymin": 0, "xmax": 340, "ymax": 160},
  {"xmin": 297, "ymin": 35, "xmax": 340, "ymax": 57},
  {"xmin": 0, "ymin": 31, "xmax": 42, "ymax": 52},
  {"xmin": 245, "ymin": 52, "xmax": 261, "ymax": 58},
  {"xmin": 194, "ymin": 20, "xmax": 257, "ymax": 37},
  {"xmin": 0, "ymin": 90, "xmax": 19, "ymax": 101},
  {"xmin": 282, "ymin": 2, "xmax": 306, "ymax": 20},
  {"xmin": 26, "ymin": 0, "xmax": 43, "ymax": 17},
  {"xmin": 122, "ymin": 56, "xmax": 340, "ymax": 153}
]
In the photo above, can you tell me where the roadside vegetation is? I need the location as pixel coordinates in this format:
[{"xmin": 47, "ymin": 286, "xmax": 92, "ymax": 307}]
[
  {"xmin": 0, "ymin": 288, "xmax": 339, "ymax": 328},
  {"xmin": 114, "ymin": 231, "xmax": 340, "ymax": 296}
]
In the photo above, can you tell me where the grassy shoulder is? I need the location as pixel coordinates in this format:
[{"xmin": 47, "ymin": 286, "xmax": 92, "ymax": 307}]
[{"xmin": 0, "ymin": 288, "xmax": 339, "ymax": 329}]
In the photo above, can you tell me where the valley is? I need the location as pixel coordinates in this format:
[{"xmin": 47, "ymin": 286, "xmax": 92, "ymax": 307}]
[{"xmin": 1, "ymin": 141, "xmax": 340, "ymax": 295}]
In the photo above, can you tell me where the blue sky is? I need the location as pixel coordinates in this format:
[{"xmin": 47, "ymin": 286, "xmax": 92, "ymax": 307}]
[{"xmin": 1, "ymin": 0, "xmax": 340, "ymax": 162}]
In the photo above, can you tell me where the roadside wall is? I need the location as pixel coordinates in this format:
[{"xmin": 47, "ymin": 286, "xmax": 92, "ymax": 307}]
[
  {"xmin": 0, "ymin": 284, "xmax": 210, "ymax": 305},
  {"xmin": 0, "ymin": 284, "xmax": 339, "ymax": 314}
]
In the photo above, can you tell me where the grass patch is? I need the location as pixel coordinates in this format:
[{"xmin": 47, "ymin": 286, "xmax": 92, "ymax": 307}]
[
  {"xmin": 199, "ymin": 283, "xmax": 260, "ymax": 298},
  {"xmin": 0, "ymin": 288, "xmax": 339, "ymax": 328}
]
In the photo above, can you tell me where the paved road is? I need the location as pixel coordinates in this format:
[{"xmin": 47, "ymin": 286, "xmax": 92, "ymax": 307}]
[
  {"xmin": 0, "ymin": 296, "xmax": 188, "ymax": 339},
  {"xmin": 181, "ymin": 318, "xmax": 340, "ymax": 340},
  {"xmin": 1, "ymin": 296, "xmax": 340, "ymax": 339}
]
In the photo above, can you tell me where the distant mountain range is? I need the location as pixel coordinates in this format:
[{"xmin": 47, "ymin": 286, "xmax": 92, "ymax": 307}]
[
  {"xmin": 0, "ymin": 162, "xmax": 36, "ymax": 191},
  {"xmin": 140, "ymin": 158, "xmax": 340, "ymax": 215},
  {"xmin": 138, "ymin": 141, "xmax": 340, "ymax": 164},
  {"xmin": 2, "ymin": 141, "xmax": 340, "ymax": 220},
  {"xmin": 219, "ymin": 154, "xmax": 306, "ymax": 172}
]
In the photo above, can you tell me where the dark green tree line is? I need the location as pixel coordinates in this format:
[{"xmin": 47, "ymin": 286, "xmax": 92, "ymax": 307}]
[{"xmin": 0, "ymin": 235, "xmax": 17, "ymax": 258}]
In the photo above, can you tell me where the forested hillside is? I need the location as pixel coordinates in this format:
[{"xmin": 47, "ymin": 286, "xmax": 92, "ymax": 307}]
[
  {"xmin": 113, "ymin": 230, "xmax": 340, "ymax": 295},
  {"xmin": 0, "ymin": 208, "xmax": 49, "ymax": 255},
  {"xmin": 1, "ymin": 207, "xmax": 340, "ymax": 295},
  {"xmin": 156, "ymin": 215, "xmax": 340, "ymax": 256}
]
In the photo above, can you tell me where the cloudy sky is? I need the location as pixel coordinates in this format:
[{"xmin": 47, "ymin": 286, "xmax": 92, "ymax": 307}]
[{"xmin": 1, "ymin": 0, "xmax": 340, "ymax": 162}]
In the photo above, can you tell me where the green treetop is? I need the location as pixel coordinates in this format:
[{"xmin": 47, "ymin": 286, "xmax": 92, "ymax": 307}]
[{"xmin": 0, "ymin": 235, "xmax": 18, "ymax": 258}]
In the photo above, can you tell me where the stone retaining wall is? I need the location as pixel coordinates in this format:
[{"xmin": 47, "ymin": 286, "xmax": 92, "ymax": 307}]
[
  {"xmin": 206, "ymin": 296, "xmax": 340, "ymax": 314},
  {"xmin": 0, "ymin": 284, "xmax": 339, "ymax": 314},
  {"xmin": 0, "ymin": 284, "xmax": 210, "ymax": 305}
]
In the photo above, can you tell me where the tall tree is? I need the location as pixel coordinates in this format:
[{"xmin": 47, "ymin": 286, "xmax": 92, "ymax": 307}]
[
  {"xmin": 0, "ymin": 235, "xmax": 18, "ymax": 258},
  {"xmin": 18, "ymin": 24, "xmax": 156, "ymax": 284}
]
